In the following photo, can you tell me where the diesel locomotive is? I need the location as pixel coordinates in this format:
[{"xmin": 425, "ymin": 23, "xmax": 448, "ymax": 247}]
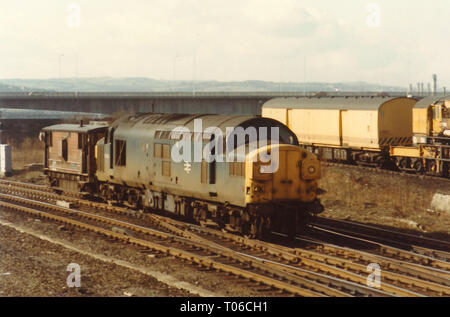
[{"xmin": 41, "ymin": 113, "xmax": 324, "ymax": 238}]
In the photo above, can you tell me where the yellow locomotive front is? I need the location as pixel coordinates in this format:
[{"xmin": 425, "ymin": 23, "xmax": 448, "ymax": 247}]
[
  {"xmin": 240, "ymin": 144, "xmax": 323, "ymax": 238},
  {"xmin": 245, "ymin": 144, "xmax": 320, "ymax": 203}
]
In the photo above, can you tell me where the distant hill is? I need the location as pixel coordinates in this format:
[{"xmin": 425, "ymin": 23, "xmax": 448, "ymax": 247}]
[
  {"xmin": 0, "ymin": 77, "xmax": 405, "ymax": 93},
  {"xmin": 0, "ymin": 82, "xmax": 51, "ymax": 93}
]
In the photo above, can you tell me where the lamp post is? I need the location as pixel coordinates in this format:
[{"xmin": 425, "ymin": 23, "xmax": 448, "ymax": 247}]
[
  {"xmin": 173, "ymin": 54, "xmax": 178, "ymax": 91},
  {"xmin": 58, "ymin": 54, "xmax": 64, "ymax": 93}
]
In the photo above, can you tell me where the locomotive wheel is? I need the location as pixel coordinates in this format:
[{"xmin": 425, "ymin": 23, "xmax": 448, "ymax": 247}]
[
  {"xmin": 248, "ymin": 215, "xmax": 270, "ymax": 240},
  {"xmin": 99, "ymin": 185, "xmax": 111, "ymax": 201},
  {"xmin": 117, "ymin": 187, "xmax": 127, "ymax": 203},
  {"xmin": 127, "ymin": 189, "xmax": 141, "ymax": 209}
]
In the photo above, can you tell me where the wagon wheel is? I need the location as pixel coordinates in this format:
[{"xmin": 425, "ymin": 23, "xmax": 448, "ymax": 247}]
[
  {"xmin": 375, "ymin": 157, "xmax": 384, "ymax": 169},
  {"xmin": 427, "ymin": 160, "xmax": 437, "ymax": 175},
  {"xmin": 427, "ymin": 160, "xmax": 440, "ymax": 176},
  {"xmin": 413, "ymin": 160, "xmax": 424, "ymax": 175},
  {"xmin": 399, "ymin": 158, "xmax": 409, "ymax": 172}
]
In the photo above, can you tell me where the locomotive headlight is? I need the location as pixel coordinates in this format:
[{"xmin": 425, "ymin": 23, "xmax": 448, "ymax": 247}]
[
  {"xmin": 412, "ymin": 136, "xmax": 417, "ymax": 144},
  {"xmin": 308, "ymin": 166, "xmax": 316, "ymax": 174},
  {"xmin": 253, "ymin": 185, "xmax": 264, "ymax": 193},
  {"xmin": 301, "ymin": 160, "xmax": 320, "ymax": 180}
]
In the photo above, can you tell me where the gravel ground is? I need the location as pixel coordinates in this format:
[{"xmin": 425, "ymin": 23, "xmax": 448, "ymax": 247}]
[
  {"xmin": 0, "ymin": 207, "xmax": 271, "ymax": 297},
  {"xmin": 319, "ymin": 164, "xmax": 450, "ymax": 239},
  {"xmin": 0, "ymin": 216, "xmax": 194, "ymax": 297}
]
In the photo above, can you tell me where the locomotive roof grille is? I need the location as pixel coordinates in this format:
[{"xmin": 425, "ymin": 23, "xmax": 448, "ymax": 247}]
[{"xmin": 110, "ymin": 113, "xmax": 299, "ymax": 148}]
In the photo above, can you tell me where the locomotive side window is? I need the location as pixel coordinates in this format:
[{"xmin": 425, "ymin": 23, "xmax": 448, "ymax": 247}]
[
  {"xmin": 115, "ymin": 139, "xmax": 126, "ymax": 166},
  {"xmin": 97, "ymin": 145, "xmax": 104, "ymax": 172}
]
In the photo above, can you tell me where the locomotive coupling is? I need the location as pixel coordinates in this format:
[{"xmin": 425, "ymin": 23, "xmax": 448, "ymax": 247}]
[{"xmin": 307, "ymin": 199, "xmax": 325, "ymax": 215}]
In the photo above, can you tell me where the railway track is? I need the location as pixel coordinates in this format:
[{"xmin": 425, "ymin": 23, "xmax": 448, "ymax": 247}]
[
  {"xmin": 0, "ymin": 179, "xmax": 449, "ymax": 296},
  {"xmin": 146, "ymin": 213, "xmax": 450, "ymax": 296},
  {"xmin": 0, "ymin": 185, "xmax": 393, "ymax": 297},
  {"xmin": 0, "ymin": 193, "xmax": 343, "ymax": 297},
  {"xmin": 313, "ymin": 216, "xmax": 450, "ymax": 262}
]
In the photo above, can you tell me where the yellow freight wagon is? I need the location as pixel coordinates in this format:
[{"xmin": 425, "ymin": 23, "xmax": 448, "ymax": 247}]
[
  {"xmin": 262, "ymin": 96, "xmax": 417, "ymax": 167},
  {"xmin": 390, "ymin": 94, "xmax": 450, "ymax": 176}
]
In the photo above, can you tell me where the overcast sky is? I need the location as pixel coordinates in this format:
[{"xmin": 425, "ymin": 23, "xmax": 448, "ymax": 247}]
[{"xmin": 0, "ymin": 0, "xmax": 448, "ymax": 88}]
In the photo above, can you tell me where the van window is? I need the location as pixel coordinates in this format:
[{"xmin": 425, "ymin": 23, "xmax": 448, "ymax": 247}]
[
  {"xmin": 78, "ymin": 133, "xmax": 83, "ymax": 149},
  {"xmin": 61, "ymin": 139, "xmax": 68, "ymax": 161}
]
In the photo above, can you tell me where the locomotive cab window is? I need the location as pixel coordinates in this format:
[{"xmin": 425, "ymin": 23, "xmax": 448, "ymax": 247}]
[{"xmin": 115, "ymin": 139, "xmax": 126, "ymax": 166}]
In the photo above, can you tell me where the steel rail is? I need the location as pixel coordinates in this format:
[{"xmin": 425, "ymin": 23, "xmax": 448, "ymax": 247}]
[
  {"xmin": 0, "ymin": 194, "xmax": 366, "ymax": 297},
  {"xmin": 315, "ymin": 216, "xmax": 450, "ymax": 258},
  {"xmin": 147, "ymin": 214, "xmax": 449, "ymax": 297},
  {"xmin": 0, "ymin": 181, "xmax": 447, "ymax": 277},
  {"xmin": 0, "ymin": 181, "xmax": 447, "ymax": 296},
  {"xmin": 309, "ymin": 226, "xmax": 450, "ymax": 272},
  {"xmin": 0, "ymin": 198, "xmax": 328, "ymax": 297}
]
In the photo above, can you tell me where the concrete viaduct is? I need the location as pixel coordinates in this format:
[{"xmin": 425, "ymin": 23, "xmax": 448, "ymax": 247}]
[{"xmin": 0, "ymin": 92, "xmax": 411, "ymax": 116}]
